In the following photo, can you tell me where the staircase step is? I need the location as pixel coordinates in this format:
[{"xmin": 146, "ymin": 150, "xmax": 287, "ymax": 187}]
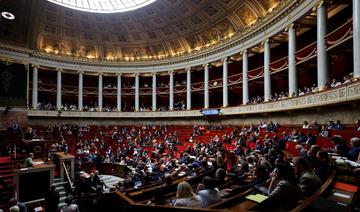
[
  {"xmin": 54, "ymin": 178, "xmax": 63, "ymax": 183},
  {"xmin": 0, "ymin": 170, "xmax": 13, "ymax": 175},
  {"xmin": 58, "ymin": 202, "xmax": 66, "ymax": 208},
  {"xmin": 53, "ymin": 181, "xmax": 64, "ymax": 187},
  {"xmin": 1, "ymin": 173, "xmax": 14, "ymax": 179},
  {"xmin": 55, "ymin": 187, "xmax": 65, "ymax": 192},
  {"xmin": 0, "ymin": 165, "xmax": 14, "ymax": 170},
  {"xmin": 0, "ymin": 162, "xmax": 14, "ymax": 167}
]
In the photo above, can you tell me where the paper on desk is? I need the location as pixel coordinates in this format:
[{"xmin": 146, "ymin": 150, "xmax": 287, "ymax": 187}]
[
  {"xmin": 245, "ymin": 194, "xmax": 268, "ymax": 203},
  {"xmin": 33, "ymin": 161, "xmax": 44, "ymax": 165},
  {"xmin": 333, "ymin": 192, "xmax": 351, "ymax": 199}
]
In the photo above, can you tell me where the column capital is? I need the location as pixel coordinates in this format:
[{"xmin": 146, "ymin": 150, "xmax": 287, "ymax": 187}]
[
  {"xmin": 314, "ymin": 0, "xmax": 329, "ymax": 11},
  {"xmin": 241, "ymin": 50, "xmax": 248, "ymax": 55},
  {"xmin": 286, "ymin": 23, "xmax": 301, "ymax": 32},
  {"xmin": 77, "ymin": 70, "xmax": 84, "ymax": 74},
  {"xmin": 116, "ymin": 73, "xmax": 122, "ymax": 76},
  {"xmin": 221, "ymin": 57, "xmax": 228, "ymax": 62},
  {"xmin": 31, "ymin": 64, "xmax": 40, "ymax": 68},
  {"xmin": 202, "ymin": 63, "xmax": 209, "ymax": 68},
  {"xmin": 168, "ymin": 70, "xmax": 174, "ymax": 75},
  {"xmin": 262, "ymin": 39, "xmax": 271, "ymax": 46},
  {"xmin": 286, "ymin": 23, "xmax": 295, "ymax": 31},
  {"xmin": 185, "ymin": 67, "xmax": 191, "ymax": 72},
  {"xmin": 24, "ymin": 64, "xmax": 30, "ymax": 71},
  {"xmin": 134, "ymin": 73, "xmax": 140, "ymax": 77},
  {"xmin": 151, "ymin": 72, "xmax": 157, "ymax": 76},
  {"xmin": 98, "ymin": 72, "xmax": 104, "ymax": 76},
  {"xmin": 56, "ymin": 68, "xmax": 63, "ymax": 72}
]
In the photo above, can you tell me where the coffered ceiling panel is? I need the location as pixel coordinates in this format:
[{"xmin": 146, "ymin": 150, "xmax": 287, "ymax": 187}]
[{"xmin": 0, "ymin": 0, "xmax": 282, "ymax": 61}]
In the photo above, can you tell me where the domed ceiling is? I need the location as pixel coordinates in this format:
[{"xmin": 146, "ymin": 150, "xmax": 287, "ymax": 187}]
[{"xmin": 0, "ymin": 0, "xmax": 281, "ymax": 62}]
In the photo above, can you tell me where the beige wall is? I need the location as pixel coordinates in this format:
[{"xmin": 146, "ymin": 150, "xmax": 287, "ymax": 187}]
[{"xmin": 26, "ymin": 103, "xmax": 360, "ymax": 126}]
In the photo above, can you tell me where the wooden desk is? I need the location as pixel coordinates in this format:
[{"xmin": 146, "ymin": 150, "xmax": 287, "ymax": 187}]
[
  {"xmin": 13, "ymin": 160, "xmax": 55, "ymax": 203},
  {"xmin": 54, "ymin": 152, "xmax": 75, "ymax": 181},
  {"xmin": 229, "ymin": 200, "xmax": 257, "ymax": 211}
]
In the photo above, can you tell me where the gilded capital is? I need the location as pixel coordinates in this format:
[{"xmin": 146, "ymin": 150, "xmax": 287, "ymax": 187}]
[{"xmin": 31, "ymin": 64, "xmax": 40, "ymax": 69}]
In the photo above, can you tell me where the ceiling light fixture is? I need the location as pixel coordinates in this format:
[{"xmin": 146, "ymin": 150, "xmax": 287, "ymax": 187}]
[{"xmin": 1, "ymin": 11, "xmax": 15, "ymax": 20}]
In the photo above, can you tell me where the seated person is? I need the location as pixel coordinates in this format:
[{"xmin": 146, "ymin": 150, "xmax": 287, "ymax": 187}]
[
  {"xmin": 305, "ymin": 132, "xmax": 315, "ymax": 145},
  {"xmin": 347, "ymin": 137, "xmax": 360, "ymax": 161},
  {"xmin": 335, "ymin": 120, "xmax": 345, "ymax": 131},
  {"xmin": 302, "ymin": 121, "xmax": 311, "ymax": 129},
  {"xmin": 226, "ymin": 165, "xmax": 268, "ymax": 194},
  {"xmin": 23, "ymin": 153, "xmax": 34, "ymax": 168},
  {"xmin": 173, "ymin": 181, "xmax": 203, "ymax": 208},
  {"xmin": 333, "ymin": 136, "xmax": 350, "ymax": 157},
  {"xmin": 293, "ymin": 157, "xmax": 322, "ymax": 197},
  {"xmin": 315, "ymin": 150, "xmax": 330, "ymax": 183},
  {"xmin": 260, "ymin": 161, "xmax": 303, "ymax": 210},
  {"xmin": 319, "ymin": 125, "xmax": 329, "ymax": 137},
  {"xmin": 8, "ymin": 198, "xmax": 27, "ymax": 212},
  {"xmin": 213, "ymin": 168, "xmax": 226, "ymax": 187},
  {"xmin": 197, "ymin": 176, "xmax": 221, "ymax": 207}
]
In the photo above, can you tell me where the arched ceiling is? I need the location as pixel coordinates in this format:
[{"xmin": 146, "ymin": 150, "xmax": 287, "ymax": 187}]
[{"xmin": 0, "ymin": 0, "xmax": 281, "ymax": 62}]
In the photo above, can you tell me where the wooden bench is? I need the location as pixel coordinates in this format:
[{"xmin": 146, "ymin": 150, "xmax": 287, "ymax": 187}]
[{"xmin": 291, "ymin": 170, "xmax": 336, "ymax": 212}]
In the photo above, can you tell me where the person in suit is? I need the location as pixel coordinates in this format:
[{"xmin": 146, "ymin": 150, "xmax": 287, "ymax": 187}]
[
  {"xmin": 293, "ymin": 157, "xmax": 322, "ymax": 197},
  {"xmin": 8, "ymin": 198, "xmax": 27, "ymax": 212},
  {"xmin": 45, "ymin": 184, "xmax": 60, "ymax": 212},
  {"xmin": 261, "ymin": 161, "xmax": 303, "ymax": 210},
  {"xmin": 197, "ymin": 176, "xmax": 221, "ymax": 207}
]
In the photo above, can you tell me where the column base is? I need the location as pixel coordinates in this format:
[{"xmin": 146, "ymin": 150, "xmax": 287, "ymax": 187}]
[{"xmin": 317, "ymin": 86, "xmax": 327, "ymax": 91}]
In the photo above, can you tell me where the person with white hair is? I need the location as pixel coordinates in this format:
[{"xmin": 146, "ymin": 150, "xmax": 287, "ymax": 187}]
[
  {"xmin": 348, "ymin": 137, "xmax": 360, "ymax": 161},
  {"xmin": 9, "ymin": 206, "xmax": 19, "ymax": 212}
]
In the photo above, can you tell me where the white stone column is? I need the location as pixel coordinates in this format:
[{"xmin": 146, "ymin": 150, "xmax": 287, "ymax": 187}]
[
  {"xmin": 354, "ymin": 0, "xmax": 360, "ymax": 78},
  {"xmin": 186, "ymin": 68, "xmax": 191, "ymax": 110},
  {"xmin": 78, "ymin": 71, "xmax": 83, "ymax": 110},
  {"xmin": 56, "ymin": 68, "xmax": 62, "ymax": 110},
  {"xmin": 98, "ymin": 73, "xmax": 103, "ymax": 111},
  {"xmin": 135, "ymin": 73, "xmax": 139, "ymax": 111},
  {"xmin": 264, "ymin": 40, "xmax": 272, "ymax": 101},
  {"xmin": 204, "ymin": 64, "xmax": 209, "ymax": 108},
  {"xmin": 288, "ymin": 24, "xmax": 298, "ymax": 96},
  {"xmin": 117, "ymin": 73, "xmax": 122, "ymax": 111},
  {"xmin": 317, "ymin": 2, "xmax": 329, "ymax": 88},
  {"xmin": 169, "ymin": 70, "xmax": 174, "ymax": 110},
  {"xmin": 222, "ymin": 58, "xmax": 228, "ymax": 107},
  {"xmin": 152, "ymin": 73, "xmax": 157, "ymax": 111},
  {"xmin": 242, "ymin": 51, "xmax": 249, "ymax": 105},
  {"xmin": 32, "ymin": 65, "xmax": 38, "ymax": 109}
]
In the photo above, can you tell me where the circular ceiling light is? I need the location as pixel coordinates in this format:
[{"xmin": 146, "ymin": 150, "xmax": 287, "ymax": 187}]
[
  {"xmin": 47, "ymin": 0, "xmax": 157, "ymax": 13},
  {"xmin": 1, "ymin": 11, "xmax": 15, "ymax": 20}
]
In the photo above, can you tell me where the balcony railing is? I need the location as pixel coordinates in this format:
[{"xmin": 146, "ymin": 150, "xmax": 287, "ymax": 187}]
[{"xmin": 28, "ymin": 80, "xmax": 360, "ymax": 118}]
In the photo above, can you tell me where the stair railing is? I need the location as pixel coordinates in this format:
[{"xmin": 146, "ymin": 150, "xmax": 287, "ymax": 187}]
[{"xmin": 62, "ymin": 162, "xmax": 74, "ymax": 189}]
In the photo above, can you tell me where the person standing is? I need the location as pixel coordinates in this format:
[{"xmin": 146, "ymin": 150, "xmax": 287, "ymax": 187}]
[{"xmin": 45, "ymin": 184, "xmax": 60, "ymax": 212}]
